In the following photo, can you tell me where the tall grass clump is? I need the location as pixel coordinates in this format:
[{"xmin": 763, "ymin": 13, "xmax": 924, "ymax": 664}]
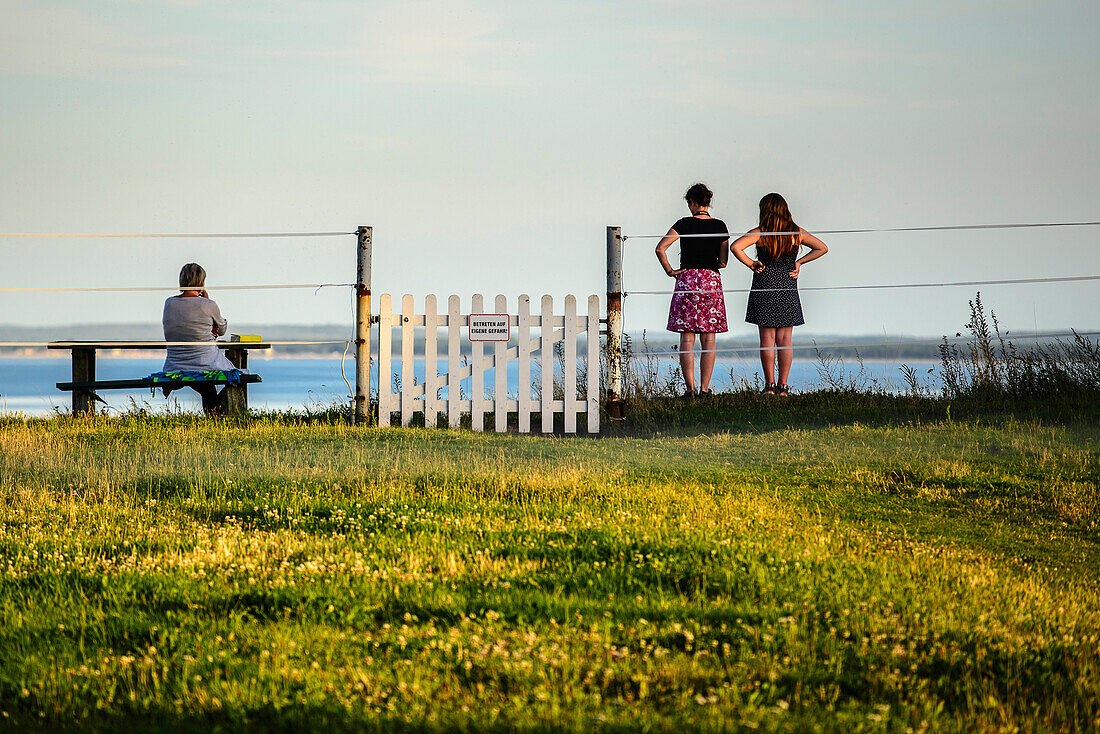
[
  {"xmin": 614, "ymin": 331, "xmax": 684, "ymax": 399},
  {"xmin": 940, "ymin": 292, "xmax": 1100, "ymax": 400}
]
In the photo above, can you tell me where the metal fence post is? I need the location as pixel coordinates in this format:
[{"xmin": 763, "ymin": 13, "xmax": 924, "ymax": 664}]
[
  {"xmin": 606, "ymin": 226, "xmax": 624, "ymax": 419},
  {"xmin": 354, "ymin": 226, "xmax": 372, "ymax": 424}
]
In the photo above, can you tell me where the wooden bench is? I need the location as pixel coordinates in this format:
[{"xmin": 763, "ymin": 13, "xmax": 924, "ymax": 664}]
[{"xmin": 48, "ymin": 341, "xmax": 270, "ymax": 415}]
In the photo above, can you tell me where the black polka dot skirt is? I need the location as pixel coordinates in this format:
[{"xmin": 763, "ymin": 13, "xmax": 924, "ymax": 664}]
[{"xmin": 745, "ymin": 253, "xmax": 805, "ymax": 328}]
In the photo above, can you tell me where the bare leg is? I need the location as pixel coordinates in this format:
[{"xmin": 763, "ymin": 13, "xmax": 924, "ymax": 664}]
[
  {"xmin": 699, "ymin": 332, "xmax": 716, "ymax": 392},
  {"xmin": 758, "ymin": 326, "xmax": 776, "ymax": 387},
  {"xmin": 776, "ymin": 327, "xmax": 794, "ymax": 388},
  {"xmin": 679, "ymin": 332, "xmax": 696, "ymax": 393}
]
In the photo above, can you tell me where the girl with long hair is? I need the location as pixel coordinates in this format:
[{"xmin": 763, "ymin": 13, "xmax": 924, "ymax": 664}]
[{"xmin": 730, "ymin": 193, "xmax": 828, "ymax": 394}]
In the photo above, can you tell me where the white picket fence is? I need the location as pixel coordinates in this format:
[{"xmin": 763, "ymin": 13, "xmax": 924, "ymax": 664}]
[{"xmin": 376, "ymin": 294, "xmax": 600, "ymax": 433}]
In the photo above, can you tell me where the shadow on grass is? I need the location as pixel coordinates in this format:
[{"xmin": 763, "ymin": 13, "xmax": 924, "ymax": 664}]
[
  {"xmin": 9, "ymin": 619, "xmax": 1098, "ymax": 733},
  {"xmin": 608, "ymin": 389, "xmax": 1100, "ymax": 437},
  {"xmin": 2, "ymin": 705, "xmax": 668, "ymax": 734}
]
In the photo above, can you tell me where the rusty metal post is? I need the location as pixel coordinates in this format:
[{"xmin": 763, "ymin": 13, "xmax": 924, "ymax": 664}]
[
  {"xmin": 605, "ymin": 226, "xmax": 624, "ymax": 419},
  {"xmin": 354, "ymin": 226, "xmax": 372, "ymax": 424}
]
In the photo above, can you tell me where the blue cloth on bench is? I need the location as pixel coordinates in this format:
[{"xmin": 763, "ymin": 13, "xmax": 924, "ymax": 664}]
[
  {"xmin": 147, "ymin": 369, "xmax": 244, "ymax": 398},
  {"xmin": 148, "ymin": 369, "xmax": 244, "ymax": 385}
]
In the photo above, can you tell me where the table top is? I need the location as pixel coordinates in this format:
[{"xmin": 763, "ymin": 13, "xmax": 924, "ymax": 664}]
[{"xmin": 47, "ymin": 341, "xmax": 271, "ymax": 350}]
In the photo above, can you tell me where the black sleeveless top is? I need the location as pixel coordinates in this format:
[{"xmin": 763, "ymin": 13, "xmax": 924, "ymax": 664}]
[{"xmin": 673, "ymin": 216, "xmax": 728, "ymax": 271}]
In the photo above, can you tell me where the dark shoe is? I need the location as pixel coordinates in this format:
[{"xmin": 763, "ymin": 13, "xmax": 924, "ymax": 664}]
[
  {"xmin": 681, "ymin": 389, "xmax": 696, "ymax": 399},
  {"xmin": 699, "ymin": 389, "xmax": 713, "ymax": 397},
  {"xmin": 763, "ymin": 383, "xmax": 776, "ymax": 395},
  {"xmin": 776, "ymin": 384, "xmax": 790, "ymax": 396}
]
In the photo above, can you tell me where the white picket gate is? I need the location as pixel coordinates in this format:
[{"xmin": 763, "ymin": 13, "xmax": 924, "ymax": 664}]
[{"xmin": 376, "ymin": 294, "xmax": 600, "ymax": 433}]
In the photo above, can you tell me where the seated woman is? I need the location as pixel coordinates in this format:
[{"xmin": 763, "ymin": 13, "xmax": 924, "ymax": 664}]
[{"xmin": 162, "ymin": 263, "xmax": 236, "ymax": 414}]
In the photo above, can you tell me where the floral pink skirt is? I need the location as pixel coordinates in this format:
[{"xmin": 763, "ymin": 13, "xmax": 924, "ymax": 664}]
[{"xmin": 666, "ymin": 269, "xmax": 728, "ymax": 334}]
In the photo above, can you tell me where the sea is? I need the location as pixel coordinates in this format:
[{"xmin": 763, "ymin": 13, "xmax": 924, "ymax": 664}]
[{"xmin": 0, "ymin": 356, "xmax": 942, "ymax": 417}]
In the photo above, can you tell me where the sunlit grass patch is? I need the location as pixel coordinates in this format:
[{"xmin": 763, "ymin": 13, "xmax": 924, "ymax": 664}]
[{"xmin": 1, "ymin": 413, "xmax": 1098, "ymax": 732}]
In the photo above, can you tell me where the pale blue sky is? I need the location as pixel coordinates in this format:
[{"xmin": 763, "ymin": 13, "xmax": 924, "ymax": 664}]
[{"xmin": 1, "ymin": 0, "xmax": 1097, "ymax": 337}]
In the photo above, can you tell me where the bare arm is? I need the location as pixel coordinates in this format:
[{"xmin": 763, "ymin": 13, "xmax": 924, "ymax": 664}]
[
  {"xmin": 729, "ymin": 228, "xmax": 764, "ymax": 272},
  {"xmin": 789, "ymin": 230, "xmax": 828, "ymax": 278},
  {"xmin": 655, "ymin": 228, "xmax": 682, "ymax": 277},
  {"xmin": 717, "ymin": 238, "xmax": 730, "ymax": 268}
]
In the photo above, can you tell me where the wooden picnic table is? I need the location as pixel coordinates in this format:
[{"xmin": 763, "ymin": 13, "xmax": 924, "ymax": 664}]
[{"xmin": 48, "ymin": 341, "xmax": 270, "ymax": 415}]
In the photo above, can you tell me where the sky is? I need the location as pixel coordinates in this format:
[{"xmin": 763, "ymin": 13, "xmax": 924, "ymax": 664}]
[{"xmin": 1, "ymin": 0, "xmax": 1098, "ymax": 339}]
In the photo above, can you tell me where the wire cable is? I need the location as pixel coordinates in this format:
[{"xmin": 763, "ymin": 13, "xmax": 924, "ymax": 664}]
[
  {"xmin": 0, "ymin": 340, "xmax": 352, "ymax": 347},
  {"xmin": 625, "ymin": 330, "xmax": 1100, "ymax": 358},
  {"xmin": 339, "ymin": 338, "xmax": 354, "ymax": 398},
  {"xmin": 627, "ymin": 273, "xmax": 1100, "ymax": 296},
  {"xmin": 621, "ymin": 220, "xmax": 1100, "ymax": 241},
  {"xmin": 0, "ymin": 231, "xmax": 354, "ymax": 239},
  {"xmin": 0, "ymin": 283, "xmax": 355, "ymax": 293}
]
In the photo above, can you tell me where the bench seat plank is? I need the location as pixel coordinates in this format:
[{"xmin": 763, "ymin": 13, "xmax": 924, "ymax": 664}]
[{"xmin": 57, "ymin": 374, "xmax": 262, "ymax": 392}]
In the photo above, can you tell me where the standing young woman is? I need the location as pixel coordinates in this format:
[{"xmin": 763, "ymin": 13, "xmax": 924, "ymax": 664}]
[
  {"xmin": 730, "ymin": 193, "xmax": 828, "ymax": 395},
  {"xmin": 655, "ymin": 183, "xmax": 730, "ymax": 397}
]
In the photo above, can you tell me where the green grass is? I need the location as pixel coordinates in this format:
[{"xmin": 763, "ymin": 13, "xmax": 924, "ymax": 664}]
[{"xmin": 1, "ymin": 397, "xmax": 1098, "ymax": 732}]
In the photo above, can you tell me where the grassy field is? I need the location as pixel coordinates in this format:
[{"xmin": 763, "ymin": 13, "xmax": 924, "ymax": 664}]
[{"xmin": 1, "ymin": 396, "xmax": 1098, "ymax": 732}]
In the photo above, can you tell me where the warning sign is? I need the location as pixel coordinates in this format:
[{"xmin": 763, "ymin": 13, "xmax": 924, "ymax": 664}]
[{"xmin": 468, "ymin": 314, "xmax": 510, "ymax": 342}]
